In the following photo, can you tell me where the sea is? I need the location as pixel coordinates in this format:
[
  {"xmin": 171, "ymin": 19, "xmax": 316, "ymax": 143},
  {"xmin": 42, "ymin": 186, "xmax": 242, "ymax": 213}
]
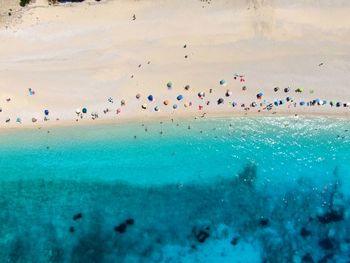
[{"xmin": 0, "ymin": 116, "xmax": 349, "ymax": 263}]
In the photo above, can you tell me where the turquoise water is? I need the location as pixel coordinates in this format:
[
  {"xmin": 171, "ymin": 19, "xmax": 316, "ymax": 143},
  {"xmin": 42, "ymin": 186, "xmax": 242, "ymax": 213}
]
[{"xmin": 0, "ymin": 117, "xmax": 350, "ymax": 262}]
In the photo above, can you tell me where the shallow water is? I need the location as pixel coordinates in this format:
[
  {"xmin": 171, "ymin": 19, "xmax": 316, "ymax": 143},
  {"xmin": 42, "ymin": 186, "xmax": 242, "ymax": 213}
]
[{"xmin": 0, "ymin": 117, "xmax": 350, "ymax": 262}]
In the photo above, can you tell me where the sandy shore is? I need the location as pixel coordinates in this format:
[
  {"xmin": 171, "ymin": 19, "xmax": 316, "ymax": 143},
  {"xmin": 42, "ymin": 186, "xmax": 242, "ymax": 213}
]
[{"xmin": 1, "ymin": 0, "xmax": 350, "ymax": 128}]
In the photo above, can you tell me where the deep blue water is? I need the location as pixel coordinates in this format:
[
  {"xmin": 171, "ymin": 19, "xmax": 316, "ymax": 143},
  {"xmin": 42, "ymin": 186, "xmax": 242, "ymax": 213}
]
[{"xmin": 0, "ymin": 117, "xmax": 349, "ymax": 262}]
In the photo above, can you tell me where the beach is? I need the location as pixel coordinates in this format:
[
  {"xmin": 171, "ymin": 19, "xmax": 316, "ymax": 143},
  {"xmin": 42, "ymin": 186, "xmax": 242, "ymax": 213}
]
[
  {"xmin": 1, "ymin": 0, "xmax": 350, "ymax": 127},
  {"xmin": 1, "ymin": 1, "xmax": 350, "ymax": 262}
]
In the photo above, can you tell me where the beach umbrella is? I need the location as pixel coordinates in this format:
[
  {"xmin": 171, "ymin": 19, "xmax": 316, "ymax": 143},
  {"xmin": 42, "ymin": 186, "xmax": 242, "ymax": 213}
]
[
  {"xmin": 147, "ymin": 95, "xmax": 154, "ymax": 102},
  {"xmin": 32, "ymin": 118, "xmax": 37, "ymax": 123},
  {"xmin": 284, "ymin": 87, "xmax": 290, "ymax": 93},
  {"xmin": 141, "ymin": 104, "xmax": 147, "ymax": 109},
  {"xmin": 167, "ymin": 82, "xmax": 173, "ymax": 89},
  {"xmin": 75, "ymin": 108, "xmax": 81, "ymax": 114},
  {"xmin": 300, "ymin": 101, "xmax": 305, "ymax": 106},
  {"xmin": 286, "ymin": 97, "xmax": 292, "ymax": 102},
  {"xmin": 226, "ymin": 90, "xmax": 232, "ymax": 97},
  {"xmin": 232, "ymin": 102, "xmax": 237, "ymax": 107},
  {"xmin": 16, "ymin": 117, "xmax": 22, "ymax": 123},
  {"xmin": 251, "ymin": 102, "xmax": 257, "ymax": 107},
  {"xmin": 256, "ymin": 92, "xmax": 263, "ymax": 99},
  {"xmin": 173, "ymin": 104, "xmax": 178, "ymax": 109},
  {"xmin": 136, "ymin": 93, "xmax": 141, "ymax": 99},
  {"xmin": 121, "ymin": 99, "xmax": 126, "ymax": 106},
  {"xmin": 184, "ymin": 85, "xmax": 190, "ymax": 91},
  {"xmin": 217, "ymin": 98, "xmax": 224, "ymax": 105},
  {"xmin": 336, "ymin": 102, "xmax": 341, "ymax": 107},
  {"xmin": 184, "ymin": 102, "xmax": 190, "ymax": 108},
  {"xmin": 198, "ymin": 91, "xmax": 205, "ymax": 98},
  {"xmin": 82, "ymin": 108, "xmax": 87, "ymax": 114},
  {"xmin": 242, "ymin": 86, "xmax": 247, "ymax": 91},
  {"xmin": 28, "ymin": 88, "xmax": 35, "ymax": 96},
  {"xmin": 154, "ymin": 106, "xmax": 160, "ymax": 112},
  {"xmin": 274, "ymin": 87, "xmax": 279, "ymax": 92},
  {"xmin": 163, "ymin": 100, "xmax": 169, "ymax": 105},
  {"xmin": 274, "ymin": 100, "xmax": 279, "ymax": 106},
  {"xmin": 44, "ymin": 109, "xmax": 49, "ymax": 116},
  {"xmin": 177, "ymin": 95, "xmax": 183, "ymax": 101},
  {"xmin": 219, "ymin": 80, "xmax": 227, "ymax": 86}
]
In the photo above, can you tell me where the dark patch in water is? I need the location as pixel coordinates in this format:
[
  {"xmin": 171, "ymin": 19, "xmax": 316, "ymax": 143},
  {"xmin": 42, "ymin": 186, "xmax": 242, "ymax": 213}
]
[
  {"xmin": 318, "ymin": 238, "xmax": 335, "ymax": 250},
  {"xmin": 302, "ymin": 253, "xmax": 314, "ymax": 263},
  {"xmin": 259, "ymin": 218, "xmax": 269, "ymax": 227},
  {"xmin": 9, "ymin": 237, "xmax": 26, "ymax": 263},
  {"xmin": 194, "ymin": 229, "xmax": 210, "ymax": 243},
  {"xmin": 230, "ymin": 236, "xmax": 240, "ymax": 246},
  {"xmin": 114, "ymin": 223, "xmax": 127, "ymax": 233},
  {"xmin": 300, "ymin": 227, "xmax": 312, "ymax": 238},
  {"xmin": 237, "ymin": 162, "xmax": 257, "ymax": 187},
  {"xmin": 125, "ymin": 218, "xmax": 135, "ymax": 225},
  {"xmin": 73, "ymin": 213, "xmax": 83, "ymax": 221},
  {"xmin": 317, "ymin": 210, "xmax": 343, "ymax": 224},
  {"xmin": 71, "ymin": 227, "xmax": 110, "ymax": 263},
  {"xmin": 0, "ymin": 162, "xmax": 349, "ymax": 262}
]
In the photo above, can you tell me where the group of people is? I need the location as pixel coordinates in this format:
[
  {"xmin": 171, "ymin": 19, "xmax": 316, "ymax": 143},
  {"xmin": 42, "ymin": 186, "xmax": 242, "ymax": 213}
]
[{"xmin": 1, "ymin": 76, "xmax": 349, "ymax": 125}]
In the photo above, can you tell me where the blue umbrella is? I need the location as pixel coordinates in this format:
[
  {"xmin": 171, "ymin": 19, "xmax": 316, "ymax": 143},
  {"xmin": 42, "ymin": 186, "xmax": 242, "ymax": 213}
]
[
  {"xmin": 44, "ymin": 109, "xmax": 49, "ymax": 116},
  {"xmin": 256, "ymin": 92, "xmax": 263, "ymax": 99},
  {"xmin": 148, "ymin": 95, "xmax": 154, "ymax": 102},
  {"xmin": 177, "ymin": 95, "xmax": 183, "ymax": 101}
]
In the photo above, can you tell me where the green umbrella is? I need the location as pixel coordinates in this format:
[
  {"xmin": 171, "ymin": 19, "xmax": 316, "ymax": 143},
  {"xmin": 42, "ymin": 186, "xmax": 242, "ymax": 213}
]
[{"xmin": 220, "ymin": 79, "xmax": 227, "ymax": 86}]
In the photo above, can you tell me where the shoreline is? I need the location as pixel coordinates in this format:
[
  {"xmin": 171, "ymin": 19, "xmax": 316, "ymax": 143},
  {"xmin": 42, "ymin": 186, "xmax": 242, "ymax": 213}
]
[
  {"xmin": 1, "ymin": 110, "xmax": 349, "ymax": 132},
  {"xmin": 1, "ymin": 0, "xmax": 350, "ymax": 131}
]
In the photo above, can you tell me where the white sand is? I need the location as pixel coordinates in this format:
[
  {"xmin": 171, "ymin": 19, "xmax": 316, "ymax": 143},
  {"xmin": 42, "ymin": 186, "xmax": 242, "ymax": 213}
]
[{"xmin": 0, "ymin": 0, "xmax": 350, "ymax": 127}]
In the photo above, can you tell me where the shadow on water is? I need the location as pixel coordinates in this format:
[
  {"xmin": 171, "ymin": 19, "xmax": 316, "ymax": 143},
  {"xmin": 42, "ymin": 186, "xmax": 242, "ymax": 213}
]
[{"xmin": 0, "ymin": 163, "xmax": 349, "ymax": 262}]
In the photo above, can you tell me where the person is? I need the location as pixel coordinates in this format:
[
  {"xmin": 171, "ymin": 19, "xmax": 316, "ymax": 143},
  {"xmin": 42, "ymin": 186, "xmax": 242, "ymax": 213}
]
[{"xmin": 133, "ymin": 14, "xmax": 136, "ymax": 20}]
